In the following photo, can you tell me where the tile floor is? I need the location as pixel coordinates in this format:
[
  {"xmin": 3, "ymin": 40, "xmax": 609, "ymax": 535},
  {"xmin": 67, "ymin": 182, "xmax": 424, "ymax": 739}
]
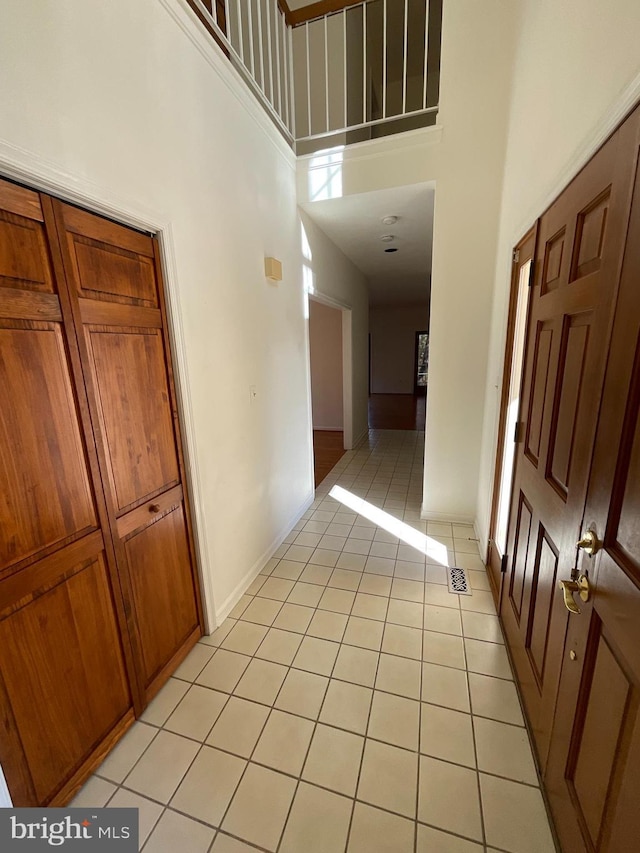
[{"xmin": 72, "ymin": 430, "xmax": 557, "ymax": 852}]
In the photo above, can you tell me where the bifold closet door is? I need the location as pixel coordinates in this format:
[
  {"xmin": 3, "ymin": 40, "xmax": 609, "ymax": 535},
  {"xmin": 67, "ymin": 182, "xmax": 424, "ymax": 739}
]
[
  {"xmin": 51, "ymin": 201, "xmax": 202, "ymax": 700},
  {"xmin": 0, "ymin": 181, "xmax": 133, "ymax": 806}
]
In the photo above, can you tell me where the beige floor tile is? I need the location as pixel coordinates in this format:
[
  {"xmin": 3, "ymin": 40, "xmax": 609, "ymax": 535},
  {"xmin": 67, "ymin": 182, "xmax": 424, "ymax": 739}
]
[
  {"xmin": 352, "ymin": 592, "xmax": 389, "ymax": 621},
  {"xmin": 420, "ymin": 702, "xmax": 475, "ymax": 767},
  {"xmin": 319, "ymin": 534, "xmax": 348, "ymax": 551},
  {"xmin": 358, "ymin": 574, "xmax": 392, "ymax": 597},
  {"xmin": 319, "ymin": 587, "xmax": 356, "ymax": 614},
  {"xmin": 211, "ymin": 837, "xmax": 260, "ymax": 852},
  {"xmin": 285, "ymin": 544, "xmax": 316, "ymax": 563},
  {"xmin": 348, "ymin": 802, "xmax": 414, "ymax": 852},
  {"xmin": 124, "ymin": 730, "xmax": 199, "ymax": 803},
  {"xmin": 395, "ymin": 560, "xmax": 426, "ymax": 581},
  {"xmin": 275, "ymin": 668, "xmax": 329, "ymax": 718},
  {"xmin": 280, "ymin": 782, "xmax": 352, "ymax": 853},
  {"xmin": 416, "ymin": 824, "xmax": 483, "ymax": 852},
  {"xmin": 474, "ymin": 717, "xmax": 538, "ymax": 784},
  {"xmin": 293, "ymin": 635, "xmax": 340, "ymax": 676},
  {"xmin": 239, "ymin": 597, "xmax": 282, "ymax": 626},
  {"xmin": 306, "ymin": 609, "xmax": 349, "ymax": 641},
  {"xmin": 350, "ymin": 525, "xmax": 376, "ymax": 541},
  {"xmin": 260, "ymin": 557, "xmax": 280, "ymax": 576},
  {"xmin": 337, "ymin": 551, "xmax": 369, "ymax": 570},
  {"xmin": 309, "ymin": 549, "xmax": 340, "ymax": 567},
  {"xmin": 172, "ymin": 643, "xmax": 216, "ymax": 682},
  {"xmin": 357, "ymin": 739, "xmax": 418, "ymax": 818},
  {"xmin": 295, "ymin": 531, "xmax": 323, "ymax": 547},
  {"xmin": 287, "ymin": 581, "xmax": 324, "ymax": 607},
  {"xmin": 164, "ymin": 685, "xmax": 227, "ymax": 741},
  {"xmin": 143, "ymin": 808, "xmax": 215, "ymax": 853},
  {"xmin": 69, "ymin": 775, "xmax": 117, "ymax": 807},
  {"xmin": 424, "ymin": 583, "xmax": 459, "ymax": 609},
  {"xmin": 375, "ymin": 653, "xmax": 421, "ymax": 700},
  {"xmin": 368, "ymin": 691, "xmax": 420, "ymax": 750},
  {"xmin": 108, "ymin": 789, "xmax": 163, "ymax": 845},
  {"xmin": 333, "ymin": 645, "xmax": 379, "ymax": 687},
  {"xmin": 454, "ymin": 552, "xmax": 485, "ymax": 571},
  {"xmin": 221, "ymin": 621, "xmax": 269, "ymax": 655},
  {"xmin": 320, "ymin": 679, "xmax": 373, "ymax": 734},
  {"xmin": 222, "ymin": 764, "xmax": 297, "ymax": 851},
  {"xmin": 453, "ymin": 537, "xmax": 480, "ymax": 555},
  {"xmin": 299, "ymin": 563, "xmax": 333, "ymax": 584},
  {"xmin": 467, "ymin": 569, "xmax": 492, "ymax": 591},
  {"xmin": 364, "ymin": 556, "xmax": 396, "ymax": 577},
  {"xmin": 382, "ymin": 623, "xmax": 423, "ymax": 659},
  {"xmin": 272, "ymin": 559, "xmax": 305, "ymax": 580},
  {"xmin": 303, "ymin": 520, "xmax": 330, "ymax": 534},
  {"xmin": 97, "ymin": 722, "xmax": 157, "ymax": 783},
  {"xmin": 206, "ymin": 696, "xmax": 269, "ymax": 757},
  {"xmin": 423, "ymin": 604, "xmax": 462, "ymax": 636},
  {"xmin": 302, "ymin": 723, "xmax": 364, "ymax": 796},
  {"xmin": 369, "ymin": 541, "xmax": 399, "ymax": 559},
  {"xmin": 228, "ymin": 595, "xmax": 253, "ymax": 620},
  {"xmin": 387, "ymin": 598, "xmax": 423, "ymax": 628},
  {"xmin": 390, "ymin": 578, "xmax": 425, "ymax": 603},
  {"xmin": 256, "ymin": 576, "xmax": 296, "ymax": 601},
  {"xmin": 233, "ymin": 658, "xmax": 288, "ymax": 705},
  {"xmin": 140, "ymin": 678, "xmax": 189, "ymax": 726},
  {"xmin": 425, "ymin": 564, "xmax": 448, "ymax": 585},
  {"xmin": 200, "ymin": 618, "xmax": 236, "ymax": 647},
  {"xmin": 423, "ymin": 631, "xmax": 466, "ymax": 669},
  {"xmin": 170, "ymin": 746, "xmax": 245, "ymax": 826},
  {"xmin": 255, "ymin": 627, "xmax": 303, "ymax": 665},
  {"xmin": 374, "ymin": 529, "xmax": 400, "ymax": 544},
  {"xmin": 460, "ymin": 589, "xmax": 497, "ymax": 615},
  {"xmin": 480, "ymin": 773, "xmax": 555, "ymax": 853},
  {"xmin": 343, "ymin": 538, "xmax": 373, "ymax": 555},
  {"xmin": 327, "ymin": 522, "xmax": 353, "ymax": 537},
  {"xmin": 418, "ymin": 756, "xmax": 483, "ymax": 841},
  {"xmin": 273, "ymin": 603, "xmax": 315, "ymax": 633},
  {"xmin": 461, "ymin": 610, "xmax": 503, "ymax": 643},
  {"xmin": 252, "ymin": 709, "xmax": 314, "ymax": 775},
  {"xmin": 329, "ymin": 568, "xmax": 362, "ymax": 590},
  {"xmin": 468, "ymin": 672, "xmax": 524, "ymax": 724},
  {"xmin": 196, "ymin": 650, "xmax": 251, "ymax": 693},
  {"xmin": 246, "ymin": 575, "xmax": 267, "ymax": 596},
  {"xmin": 343, "ymin": 615, "xmax": 385, "ymax": 650},
  {"xmin": 397, "ymin": 544, "xmax": 427, "ymax": 564},
  {"xmin": 427, "ymin": 522, "xmax": 453, "ymax": 537},
  {"xmin": 464, "ymin": 638, "xmax": 512, "ymax": 679}
]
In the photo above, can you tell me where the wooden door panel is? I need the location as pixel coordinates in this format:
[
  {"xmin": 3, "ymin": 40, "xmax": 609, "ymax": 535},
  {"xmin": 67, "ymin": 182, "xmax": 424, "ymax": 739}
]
[
  {"xmin": 508, "ymin": 492, "xmax": 533, "ymax": 621},
  {"xmin": 124, "ymin": 504, "xmax": 199, "ymax": 687},
  {"xmin": 570, "ymin": 188, "xmax": 611, "ymax": 282},
  {"xmin": 0, "ymin": 546, "xmax": 131, "ymax": 804},
  {"xmin": 0, "ymin": 212, "xmax": 54, "ymax": 294},
  {"xmin": 524, "ymin": 321, "xmax": 554, "ymax": 466},
  {"xmin": 546, "ymin": 311, "xmax": 592, "ymax": 499},
  {"xmin": 527, "ymin": 526, "xmax": 559, "ymax": 688},
  {"xmin": 86, "ymin": 326, "xmax": 179, "ymax": 511},
  {"xmin": 0, "ymin": 322, "xmax": 97, "ymax": 573},
  {"xmin": 541, "ymin": 227, "xmax": 566, "ymax": 294},
  {"xmin": 72, "ymin": 238, "xmax": 158, "ymax": 306}
]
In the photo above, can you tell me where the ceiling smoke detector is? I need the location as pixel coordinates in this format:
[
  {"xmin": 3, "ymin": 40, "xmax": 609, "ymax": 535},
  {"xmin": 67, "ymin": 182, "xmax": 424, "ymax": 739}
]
[
  {"xmin": 382, "ymin": 215, "xmax": 398, "ymax": 225},
  {"xmin": 380, "ymin": 234, "xmax": 395, "ymax": 242}
]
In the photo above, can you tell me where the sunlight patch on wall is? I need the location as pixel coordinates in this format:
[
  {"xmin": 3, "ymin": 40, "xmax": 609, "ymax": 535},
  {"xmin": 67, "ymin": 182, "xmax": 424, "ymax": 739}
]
[{"xmin": 308, "ymin": 147, "xmax": 344, "ymax": 201}]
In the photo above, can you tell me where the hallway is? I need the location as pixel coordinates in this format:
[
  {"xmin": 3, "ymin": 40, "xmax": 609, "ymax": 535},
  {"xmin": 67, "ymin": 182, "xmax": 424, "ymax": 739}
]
[{"xmin": 70, "ymin": 430, "xmax": 555, "ymax": 852}]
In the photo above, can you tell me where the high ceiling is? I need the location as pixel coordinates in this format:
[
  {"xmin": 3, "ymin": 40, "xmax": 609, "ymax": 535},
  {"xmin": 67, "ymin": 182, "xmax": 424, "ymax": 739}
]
[{"xmin": 301, "ymin": 182, "xmax": 434, "ymax": 305}]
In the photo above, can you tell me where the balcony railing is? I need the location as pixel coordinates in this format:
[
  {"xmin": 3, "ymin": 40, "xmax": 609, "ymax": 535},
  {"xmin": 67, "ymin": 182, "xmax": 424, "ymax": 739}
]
[{"xmin": 185, "ymin": 0, "xmax": 441, "ymax": 152}]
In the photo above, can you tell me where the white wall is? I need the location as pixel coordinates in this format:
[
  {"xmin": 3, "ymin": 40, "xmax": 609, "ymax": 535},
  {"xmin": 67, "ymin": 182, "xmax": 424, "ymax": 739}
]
[
  {"xmin": 298, "ymin": 0, "xmax": 520, "ymax": 522},
  {"xmin": 300, "ymin": 210, "xmax": 370, "ymax": 446},
  {"xmin": 0, "ymin": 0, "xmax": 313, "ymax": 625},
  {"xmin": 309, "ymin": 299, "xmax": 343, "ymax": 429},
  {"xmin": 475, "ymin": 0, "xmax": 640, "ymax": 553},
  {"xmin": 370, "ymin": 302, "xmax": 429, "ymax": 394}
]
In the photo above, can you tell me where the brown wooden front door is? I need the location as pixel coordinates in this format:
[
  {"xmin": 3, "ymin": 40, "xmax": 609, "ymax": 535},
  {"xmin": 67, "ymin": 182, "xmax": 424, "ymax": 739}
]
[
  {"xmin": 544, "ymin": 114, "xmax": 640, "ymax": 852},
  {"xmin": 500, "ymin": 111, "xmax": 639, "ymax": 771}
]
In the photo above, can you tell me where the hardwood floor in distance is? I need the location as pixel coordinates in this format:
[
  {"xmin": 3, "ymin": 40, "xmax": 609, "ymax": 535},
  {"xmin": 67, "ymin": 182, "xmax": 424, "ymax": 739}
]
[
  {"xmin": 313, "ymin": 430, "xmax": 345, "ymax": 487},
  {"xmin": 368, "ymin": 393, "xmax": 426, "ymax": 430}
]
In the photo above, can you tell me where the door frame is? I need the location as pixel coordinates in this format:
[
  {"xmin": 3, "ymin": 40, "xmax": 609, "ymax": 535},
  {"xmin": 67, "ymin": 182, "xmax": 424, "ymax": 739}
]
[
  {"xmin": 307, "ymin": 291, "xmax": 354, "ymax": 450},
  {"xmin": 0, "ymin": 158, "xmax": 216, "ymax": 637},
  {"xmin": 486, "ymin": 226, "xmax": 537, "ymax": 604}
]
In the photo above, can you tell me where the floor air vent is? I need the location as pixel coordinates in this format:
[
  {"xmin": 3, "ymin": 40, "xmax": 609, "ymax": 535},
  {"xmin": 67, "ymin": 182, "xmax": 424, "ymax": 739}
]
[{"xmin": 447, "ymin": 566, "xmax": 472, "ymax": 595}]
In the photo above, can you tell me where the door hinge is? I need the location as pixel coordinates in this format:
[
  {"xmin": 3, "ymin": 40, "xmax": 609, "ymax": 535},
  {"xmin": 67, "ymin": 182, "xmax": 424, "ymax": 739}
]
[
  {"xmin": 513, "ymin": 248, "xmax": 520, "ymax": 264},
  {"xmin": 514, "ymin": 420, "xmax": 524, "ymax": 443},
  {"xmin": 501, "ymin": 553, "xmax": 508, "ymax": 573}
]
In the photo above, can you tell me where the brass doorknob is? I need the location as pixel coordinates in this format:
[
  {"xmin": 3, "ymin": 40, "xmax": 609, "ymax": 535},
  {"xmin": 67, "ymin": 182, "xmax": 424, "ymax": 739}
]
[
  {"xmin": 576, "ymin": 529, "xmax": 601, "ymax": 556},
  {"xmin": 559, "ymin": 574, "xmax": 591, "ymax": 614}
]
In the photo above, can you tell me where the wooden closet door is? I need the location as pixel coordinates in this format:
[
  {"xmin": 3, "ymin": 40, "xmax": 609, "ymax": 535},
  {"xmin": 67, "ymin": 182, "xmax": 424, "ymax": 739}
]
[
  {"xmin": 51, "ymin": 202, "xmax": 202, "ymax": 700},
  {"xmin": 0, "ymin": 181, "xmax": 133, "ymax": 806},
  {"xmin": 500, "ymin": 122, "xmax": 637, "ymax": 770}
]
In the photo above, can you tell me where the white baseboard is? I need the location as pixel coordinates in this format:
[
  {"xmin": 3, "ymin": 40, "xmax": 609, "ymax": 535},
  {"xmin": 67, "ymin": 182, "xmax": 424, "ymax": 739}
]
[
  {"xmin": 421, "ymin": 507, "xmax": 475, "ymax": 525},
  {"xmin": 213, "ymin": 490, "xmax": 315, "ymax": 626}
]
